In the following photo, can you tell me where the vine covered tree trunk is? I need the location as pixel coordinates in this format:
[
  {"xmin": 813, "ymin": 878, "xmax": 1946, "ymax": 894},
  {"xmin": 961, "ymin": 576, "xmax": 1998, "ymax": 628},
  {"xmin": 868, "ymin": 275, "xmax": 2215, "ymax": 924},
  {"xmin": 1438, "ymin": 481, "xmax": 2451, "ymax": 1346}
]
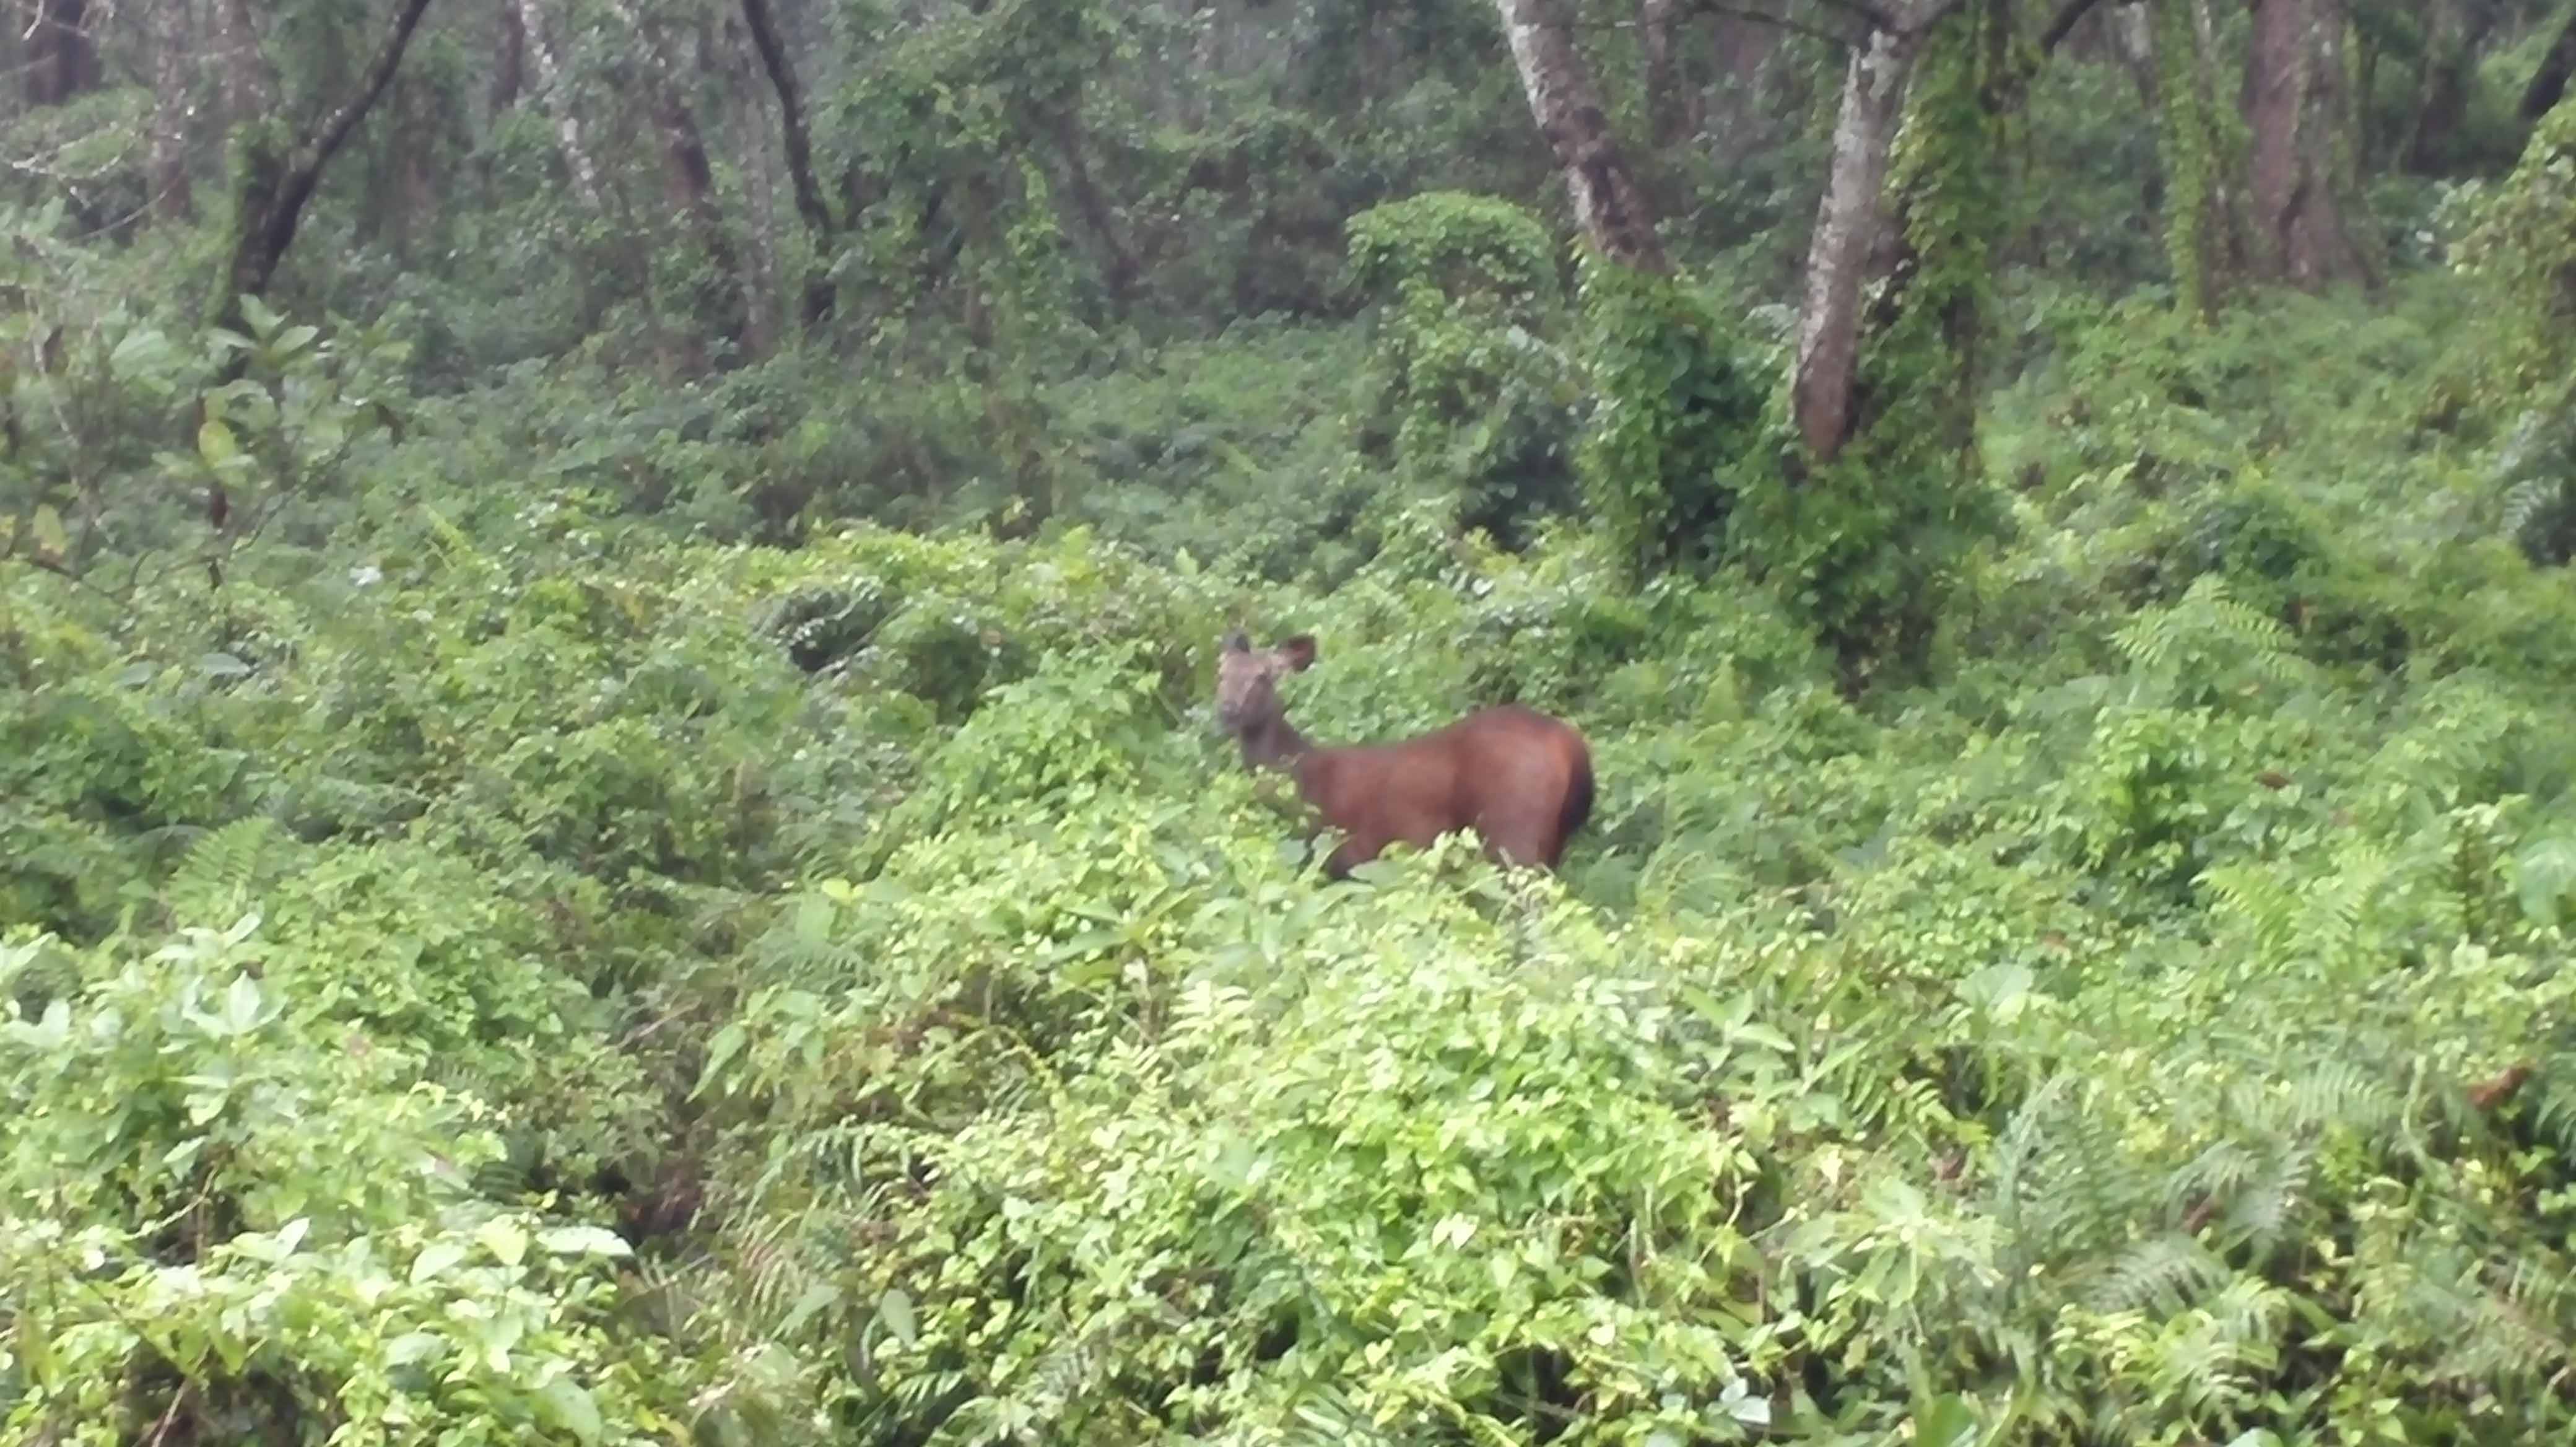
[
  {"xmin": 605, "ymin": 0, "xmax": 750, "ymax": 364},
  {"xmin": 1641, "ymin": 0, "xmax": 1685, "ymax": 148},
  {"xmin": 1492, "ymin": 0, "xmax": 1669, "ymax": 272},
  {"xmin": 2401, "ymin": 0, "xmax": 2492, "ymax": 173},
  {"xmin": 2522, "ymin": 5, "xmax": 2576, "ymax": 122},
  {"xmin": 1053, "ymin": 110, "xmax": 1142, "ymax": 308},
  {"xmin": 1703, "ymin": 12, "xmax": 1781, "ymax": 164},
  {"xmin": 740, "ymin": 0, "xmax": 842, "ymax": 326},
  {"xmin": 149, "ymin": 0, "xmax": 198, "ymax": 219},
  {"xmin": 494, "ymin": 0, "xmax": 528, "ymax": 115},
  {"xmin": 215, "ymin": 0, "xmax": 274, "ymax": 132},
  {"xmin": 1791, "ymin": 9, "xmax": 1951, "ymax": 461},
  {"xmin": 20, "ymin": 0, "xmax": 95, "ymax": 107},
  {"xmin": 2104, "ymin": 0, "xmax": 2158, "ymax": 109},
  {"xmin": 2243, "ymin": 0, "xmax": 2376, "ymax": 288},
  {"xmin": 213, "ymin": 0, "xmax": 442, "ymax": 328},
  {"xmin": 2152, "ymin": 0, "xmax": 2252, "ymax": 317},
  {"xmin": 512, "ymin": 0, "xmax": 606, "ymax": 209}
]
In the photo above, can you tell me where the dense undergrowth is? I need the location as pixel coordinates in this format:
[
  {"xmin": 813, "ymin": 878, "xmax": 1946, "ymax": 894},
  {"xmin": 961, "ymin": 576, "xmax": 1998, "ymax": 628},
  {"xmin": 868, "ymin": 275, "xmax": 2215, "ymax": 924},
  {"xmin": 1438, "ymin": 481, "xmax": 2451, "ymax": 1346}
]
[{"xmin": 7, "ymin": 252, "xmax": 2576, "ymax": 1445}]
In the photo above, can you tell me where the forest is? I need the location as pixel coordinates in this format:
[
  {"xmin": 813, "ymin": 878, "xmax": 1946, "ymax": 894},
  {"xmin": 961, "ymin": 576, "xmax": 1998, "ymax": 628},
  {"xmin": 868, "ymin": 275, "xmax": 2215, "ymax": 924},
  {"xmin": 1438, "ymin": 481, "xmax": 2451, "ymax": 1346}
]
[{"xmin": 6, "ymin": 0, "xmax": 2576, "ymax": 1440}]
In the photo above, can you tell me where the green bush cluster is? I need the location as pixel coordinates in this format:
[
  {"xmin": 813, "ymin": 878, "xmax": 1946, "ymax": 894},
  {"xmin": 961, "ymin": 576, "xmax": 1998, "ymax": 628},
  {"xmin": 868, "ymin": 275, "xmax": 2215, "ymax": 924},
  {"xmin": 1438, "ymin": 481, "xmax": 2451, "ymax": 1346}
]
[{"xmin": 11, "ymin": 139, "xmax": 2576, "ymax": 1445}]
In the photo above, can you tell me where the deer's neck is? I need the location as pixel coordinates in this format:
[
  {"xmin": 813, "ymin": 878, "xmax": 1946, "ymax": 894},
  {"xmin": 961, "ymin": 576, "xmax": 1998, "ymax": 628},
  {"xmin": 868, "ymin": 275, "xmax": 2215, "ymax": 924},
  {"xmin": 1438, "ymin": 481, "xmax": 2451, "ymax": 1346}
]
[{"xmin": 1238, "ymin": 714, "xmax": 1313, "ymax": 774}]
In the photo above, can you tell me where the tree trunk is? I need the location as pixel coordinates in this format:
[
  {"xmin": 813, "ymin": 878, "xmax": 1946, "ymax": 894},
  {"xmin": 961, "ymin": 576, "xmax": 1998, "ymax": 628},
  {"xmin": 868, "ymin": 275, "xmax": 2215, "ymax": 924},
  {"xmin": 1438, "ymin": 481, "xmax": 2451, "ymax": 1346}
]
[
  {"xmin": 20, "ymin": 0, "xmax": 95, "ymax": 107},
  {"xmin": 2151, "ymin": 0, "xmax": 2253, "ymax": 316},
  {"xmin": 1053, "ymin": 108, "xmax": 1141, "ymax": 309},
  {"xmin": 512, "ymin": 0, "xmax": 607, "ymax": 209},
  {"xmin": 736, "ymin": 45, "xmax": 781, "ymax": 358},
  {"xmin": 214, "ymin": 0, "xmax": 276, "ymax": 130},
  {"xmin": 213, "ymin": 0, "xmax": 441, "ymax": 328},
  {"xmin": 149, "ymin": 0, "xmax": 198, "ymax": 220},
  {"xmin": 380, "ymin": 75, "xmax": 443, "ymax": 263},
  {"xmin": 1702, "ymin": 11, "xmax": 1778, "ymax": 165},
  {"xmin": 2519, "ymin": 4, "xmax": 2576, "ymax": 123},
  {"xmin": 1492, "ymin": 0, "xmax": 1669, "ymax": 272},
  {"xmin": 1792, "ymin": 15, "xmax": 1935, "ymax": 462},
  {"xmin": 1641, "ymin": 0, "xmax": 1685, "ymax": 147},
  {"xmin": 2104, "ymin": 0, "xmax": 2158, "ymax": 109},
  {"xmin": 2404, "ymin": 0, "xmax": 2497, "ymax": 173},
  {"xmin": 1189, "ymin": 0, "xmax": 1227, "ymax": 125},
  {"xmin": 494, "ymin": 0, "xmax": 527, "ymax": 114},
  {"xmin": 618, "ymin": 6, "xmax": 751, "ymax": 365},
  {"xmin": 739, "ymin": 0, "xmax": 841, "ymax": 326},
  {"xmin": 2243, "ymin": 0, "xmax": 2376, "ymax": 288}
]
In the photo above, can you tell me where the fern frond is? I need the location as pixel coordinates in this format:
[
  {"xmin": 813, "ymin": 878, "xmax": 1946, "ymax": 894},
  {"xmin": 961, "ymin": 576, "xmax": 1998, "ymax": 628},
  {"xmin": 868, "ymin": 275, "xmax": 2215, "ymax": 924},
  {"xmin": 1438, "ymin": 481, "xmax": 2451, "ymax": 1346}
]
[{"xmin": 2076, "ymin": 1234, "xmax": 2229, "ymax": 1315}]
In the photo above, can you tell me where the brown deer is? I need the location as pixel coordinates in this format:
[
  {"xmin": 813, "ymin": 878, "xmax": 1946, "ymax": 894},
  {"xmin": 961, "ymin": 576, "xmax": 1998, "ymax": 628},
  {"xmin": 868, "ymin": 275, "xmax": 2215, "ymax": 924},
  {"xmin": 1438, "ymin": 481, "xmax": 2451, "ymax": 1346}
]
[{"xmin": 1214, "ymin": 631, "xmax": 1594, "ymax": 878}]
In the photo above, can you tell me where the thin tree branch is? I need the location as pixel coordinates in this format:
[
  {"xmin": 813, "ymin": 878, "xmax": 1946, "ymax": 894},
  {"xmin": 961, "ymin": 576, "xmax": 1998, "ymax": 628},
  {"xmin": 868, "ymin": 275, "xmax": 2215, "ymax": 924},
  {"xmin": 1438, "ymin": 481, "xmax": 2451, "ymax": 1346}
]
[
  {"xmin": 2039, "ymin": 0, "xmax": 2107, "ymax": 53},
  {"xmin": 231, "ymin": 0, "xmax": 440, "ymax": 302},
  {"xmin": 740, "ymin": 0, "xmax": 842, "ymax": 324},
  {"xmin": 2525, "ymin": 4, "xmax": 2576, "ymax": 121},
  {"xmin": 1677, "ymin": 0, "xmax": 1859, "ymax": 49},
  {"xmin": 1806, "ymin": 0, "xmax": 1902, "ymax": 35}
]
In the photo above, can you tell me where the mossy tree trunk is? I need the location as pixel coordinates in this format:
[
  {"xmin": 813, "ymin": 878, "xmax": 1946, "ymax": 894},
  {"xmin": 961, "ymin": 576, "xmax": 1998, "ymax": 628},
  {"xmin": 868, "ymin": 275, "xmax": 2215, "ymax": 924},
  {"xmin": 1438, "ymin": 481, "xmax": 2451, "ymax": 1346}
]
[
  {"xmin": 604, "ymin": 0, "xmax": 750, "ymax": 367},
  {"xmin": 739, "ymin": 0, "xmax": 843, "ymax": 328},
  {"xmin": 1492, "ymin": 0, "xmax": 1670, "ymax": 273},
  {"xmin": 211, "ymin": 0, "xmax": 442, "ymax": 334},
  {"xmin": 1791, "ymin": 1, "xmax": 1963, "ymax": 462},
  {"xmin": 2152, "ymin": 0, "xmax": 2253, "ymax": 318},
  {"xmin": 2243, "ymin": 0, "xmax": 2377, "ymax": 289},
  {"xmin": 19, "ymin": 0, "xmax": 95, "ymax": 107}
]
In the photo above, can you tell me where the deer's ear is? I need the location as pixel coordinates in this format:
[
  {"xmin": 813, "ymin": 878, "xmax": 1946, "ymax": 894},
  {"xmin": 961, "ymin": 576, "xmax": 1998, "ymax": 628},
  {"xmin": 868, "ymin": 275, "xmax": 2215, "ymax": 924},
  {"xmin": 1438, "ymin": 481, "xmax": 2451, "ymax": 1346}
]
[{"xmin": 1277, "ymin": 634, "xmax": 1318, "ymax": 671}]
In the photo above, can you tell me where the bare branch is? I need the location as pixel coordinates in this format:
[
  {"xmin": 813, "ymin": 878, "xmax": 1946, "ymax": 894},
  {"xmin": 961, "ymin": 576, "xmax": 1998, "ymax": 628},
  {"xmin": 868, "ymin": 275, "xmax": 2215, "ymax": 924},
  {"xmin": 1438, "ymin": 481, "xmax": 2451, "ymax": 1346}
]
[
  {"xmin": 1805, "ymin": 0, "xmax": 1902, "ymax": 35},
  {"xmin": 1677, "ymin": 0, "xmax": 1860, "ymax": 48},
  {"xmin": 2039, "ymin": 0, "xmax": 2107, "ymax": 53}
]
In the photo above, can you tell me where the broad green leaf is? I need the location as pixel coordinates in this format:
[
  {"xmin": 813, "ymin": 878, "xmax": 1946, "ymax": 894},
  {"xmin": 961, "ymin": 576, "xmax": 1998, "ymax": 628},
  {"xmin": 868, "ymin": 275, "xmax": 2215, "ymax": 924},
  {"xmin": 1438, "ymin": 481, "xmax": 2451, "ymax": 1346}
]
[
  {"xmin": 695, "ymin": 1021, "xmax": 746, "ymax": 1097},
  {"xmin": 237, "ymin": 292, "xmax": 282, "ymax": 339},
  {"xmin": 540, "ymin": 1377, "xmax": 605, "ymax": 1445},
  {"xmin": 31, "ymin": 504, "xmax": 68, "ymax": 559},
  {"xmin": 410, "ymin": 1241, "xmax": 468, "ymax": 1284},
  {"xmin": 1915, "ymin": 1394, "xmax": 1978, "ymax": 1447},
  {"xmin": 221, "ymin": 973, "xmax": 263, "ymax": 1034},
  {"xmin": 536, "ymin": 1225, "xmax": 632, "ymax": 1259},
  {"xmin": 477, "ymin": 1218, "xmax": 529, "ymax": 1267},
  {"xmin": 780, "ymin": 1280, "xmax": 840, "ymax": 1337},
  {"xmin": 109, "ymin": 326, "xmax": 175, "ymax": 379},
  {"xmin": 385, "ymin": 1331, "xmax": 443, "ymax": 1366},
  {"xmin": 877, "ymin": 1288, "xmax": 918, "ymax": 1347},
  {"xmin": 199, "ymin": 652, "xmax": 253, "ymax": 679},
  {"xmin": 199, "ymin": 417, "xmax": 239, "ymax": 465}
]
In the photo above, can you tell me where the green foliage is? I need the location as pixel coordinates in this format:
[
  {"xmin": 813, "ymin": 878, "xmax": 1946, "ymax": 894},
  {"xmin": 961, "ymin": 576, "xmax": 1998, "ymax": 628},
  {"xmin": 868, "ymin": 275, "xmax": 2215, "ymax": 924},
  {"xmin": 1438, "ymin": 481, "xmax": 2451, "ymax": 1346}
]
[
  {"xmin": 1730, "ymin": 22, "xmax": 2016, "ymax": 689},
  {"xmin": 1051, "ymin": 321, "xmax": 1381, "ymax": 584},
  {"xmin": 0, "ymin": 922, "xmax": 690, "ymax": 1443},
  {"xmin": 2449, "ymin": 94, "xmax": 2576, "ymax": 385},
  {"xmin": 15, "ymin": 6, "xmax": 2576, "ymax": 1440},
  {"xmin": 1348, "ymin": 193, "xmax": 1582, "ymax": 549},
  {"xmin": 2148, "ymin": 0, "xmax": 2252, "ymax": 319},
  {"xmin": 0, "ymin": 212, "xmax": 408, "ymax": 584},
  {"xmin": 1346, "ymin": 191, "xmax": 1559, "ymax": 316},
  {"xmin": 1575, "ymin": 256, "xmax": 1773, "ymax": 581}
]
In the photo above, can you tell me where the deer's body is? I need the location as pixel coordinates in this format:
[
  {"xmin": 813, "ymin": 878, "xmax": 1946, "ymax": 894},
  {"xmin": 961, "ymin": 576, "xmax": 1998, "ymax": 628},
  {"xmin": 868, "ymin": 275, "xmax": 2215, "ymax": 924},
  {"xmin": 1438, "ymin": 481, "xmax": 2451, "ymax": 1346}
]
[{"xmin": 1216, "ymin": 632, "xmax": 1593, "ymax": 878}]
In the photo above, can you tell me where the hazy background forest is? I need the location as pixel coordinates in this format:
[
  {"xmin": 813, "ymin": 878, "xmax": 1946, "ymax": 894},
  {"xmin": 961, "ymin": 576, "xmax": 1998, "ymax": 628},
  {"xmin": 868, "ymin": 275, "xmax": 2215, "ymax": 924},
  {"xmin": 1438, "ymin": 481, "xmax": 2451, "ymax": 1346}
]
[{"xmin": 8, "ymin": 0, "xmax": 2576, "ymax": 1440}]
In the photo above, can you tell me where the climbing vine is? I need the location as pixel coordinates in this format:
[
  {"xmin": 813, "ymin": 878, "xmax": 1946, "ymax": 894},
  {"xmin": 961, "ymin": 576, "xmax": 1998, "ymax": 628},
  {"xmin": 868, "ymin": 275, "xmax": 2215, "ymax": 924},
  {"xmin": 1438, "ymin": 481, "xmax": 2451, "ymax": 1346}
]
[
  {"xmin": 1733, "ymin": 15, "xmax": 2011, "ymax": 688},
  {"xmin": 1347, "ymin": 193, "xmax": 1582, "ymax": 547},
  {"xmin": 2150, "ymin": 0, "xmax": 2250, "ymax": 319},
  {"xmin": 1573, "ymin": 254, "xmax": 1769, "ymax": 582}
]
